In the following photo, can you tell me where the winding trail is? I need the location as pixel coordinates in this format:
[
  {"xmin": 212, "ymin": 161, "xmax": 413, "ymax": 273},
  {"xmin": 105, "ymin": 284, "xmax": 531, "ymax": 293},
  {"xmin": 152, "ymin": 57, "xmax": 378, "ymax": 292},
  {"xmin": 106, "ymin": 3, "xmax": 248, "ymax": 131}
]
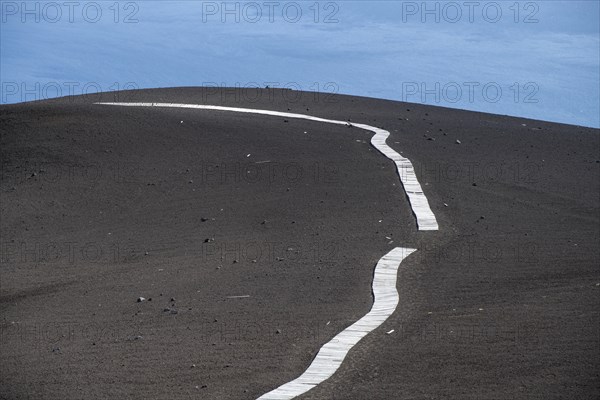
[
  {"xmin": 257, "ymin": 247, "xmax": 416, "ymax": 399},
  {"xmin": 94, "ymin": 102, "xmax": 436, "ymax": 399},
  {"xmin": 95, "ymin": 102, "xmax": 438, "ymax": 231}
]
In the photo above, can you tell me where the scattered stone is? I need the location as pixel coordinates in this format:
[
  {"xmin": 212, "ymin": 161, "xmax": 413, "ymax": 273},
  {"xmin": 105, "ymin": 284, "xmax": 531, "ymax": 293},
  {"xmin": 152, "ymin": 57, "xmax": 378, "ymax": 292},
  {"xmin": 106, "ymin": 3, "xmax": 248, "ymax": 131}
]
[
  {"xmin": 455, "ymin": 139, "xmax": 461, "ymax": 144},
  {"xmin": 137, "ymin": 297, "xmax": 146, "ymax": 302},
  {"xmin": 276, "ymin": 329, "xmax": 282, "ymax": 334},
  {"xmin": 200, "ymin": 217, "xmax": 209, "ymax": 222},
  {"xmin": 204, "ymin": 238, "xmax": 214, "ymax": 243},
  {"xmin": 170, "ymin": 297, "xmax": 176, "ymax": 302}
]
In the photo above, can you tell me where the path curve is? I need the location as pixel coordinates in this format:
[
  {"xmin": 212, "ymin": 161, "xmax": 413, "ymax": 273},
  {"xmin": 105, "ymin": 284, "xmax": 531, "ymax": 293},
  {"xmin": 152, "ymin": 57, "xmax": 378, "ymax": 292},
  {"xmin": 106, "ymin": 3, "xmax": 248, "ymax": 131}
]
[
  {"xmin": 94, "ymin": 102, "xmax": 438, "ymax": 231},
  {"xmin": 257, "ymin": 247, "xmax": 416, "ymax": 399}
]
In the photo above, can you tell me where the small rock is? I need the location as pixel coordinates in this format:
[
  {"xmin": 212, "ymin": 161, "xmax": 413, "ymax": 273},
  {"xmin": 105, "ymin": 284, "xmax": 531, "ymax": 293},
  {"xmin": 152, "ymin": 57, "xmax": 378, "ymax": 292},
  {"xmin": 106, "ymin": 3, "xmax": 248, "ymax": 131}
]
[
  {"xmin": 137, "ymin": 297, "xmax": 146, "ymax": 302},
  {"xmin": 200, "ymin": 217, "xmax": 209, "ymax": 222},
  {"xmin": 276, "ymin": 329, "xmax": 281, "ymax": 334},
  {"xmin": 455, "ymin": 140, "xmax": 461, "ymax": 144}
]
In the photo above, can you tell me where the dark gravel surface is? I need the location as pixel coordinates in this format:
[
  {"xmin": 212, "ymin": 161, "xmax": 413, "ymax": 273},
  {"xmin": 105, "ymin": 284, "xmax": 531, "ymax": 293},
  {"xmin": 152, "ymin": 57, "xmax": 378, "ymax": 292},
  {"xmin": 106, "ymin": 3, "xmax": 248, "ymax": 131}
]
[{"xmin": 1, "ymin": 87, "xmax": 598, "ymax": 399}]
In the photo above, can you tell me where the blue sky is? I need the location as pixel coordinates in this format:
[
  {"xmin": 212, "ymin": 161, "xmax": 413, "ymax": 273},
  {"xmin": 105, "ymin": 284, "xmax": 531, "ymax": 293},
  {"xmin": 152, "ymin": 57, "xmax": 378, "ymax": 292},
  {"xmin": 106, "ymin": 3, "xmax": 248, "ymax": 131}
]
[{"xmin": 1, "ymin": 1, "xmax": 599, "ymax": 127}]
